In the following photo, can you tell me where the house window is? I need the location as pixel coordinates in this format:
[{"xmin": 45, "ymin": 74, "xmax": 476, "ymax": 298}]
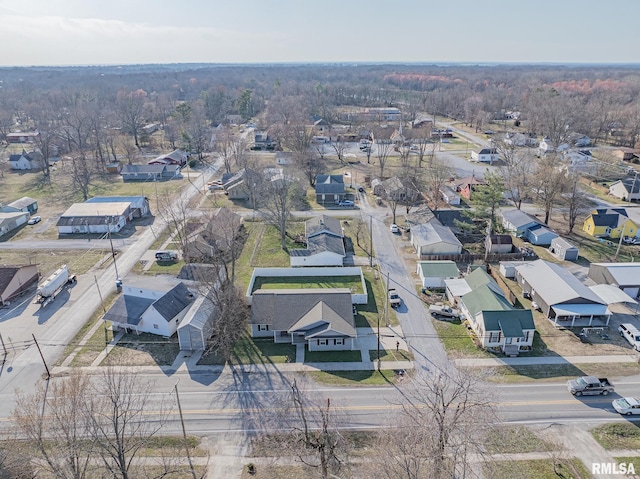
[
  {"xmin": 153, "ymin": 324, "xmax": 159, "ymax": 329},
  {"xmin": 334, "ymin": 339, "xmax": 344, "ymax": 345},
  {"xmin": 505, "ymin": 337, "xmax": 512, "ymax": 344},
  {"xmin": 525, "ymin": 331, "xmax": 530, "ymax": 342},
  {"xmin": 318, "ymin": 339, "xmax": 328, "ymax": 346},
  {"xmin": 258, "ymin": 324, "xmax": 269, "ymax": 332}
]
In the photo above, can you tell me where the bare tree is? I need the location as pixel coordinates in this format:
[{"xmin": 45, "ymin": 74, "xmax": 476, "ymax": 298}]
[
  {"xmin": 563, "ymin": 171, "xmax": 592, "ymax": 233},
  {"xmin": 330, "ymin": 140, "xmax": 348, "ymax": 164},
  {"xmin": 87, "ymin": 368, "xmax": 166, "ymax": 479},
  {"xmin": 377, "ymin": 368, "xmax": 495, "ymax": 479},
  {"xmin": 205, "ymin": 281, "xmax": 249, "ymax": 361},
  {"xmin": 13, "ymin": 372, "xmax": 94, "ymax": 479},
  {"xmin": 425, "ymin": 157, "xmax": 453, "ymax": 210},
  {"xmin": 70, "ymin": 153, "xmax": 93, "ymax": 201},
  {"xmin": 263, "ymin": 378, "xmax": 350, "ymax": 479},
  {"xmin": 354, "ymin": 214, "xmax": 374, "ymax": 265},
  {"xmin": 495, "ymin": 137, "xmax": 533, "ymax": 209},
  {"xmin": 261, "ymin": 173, "xmax": 301, "ymax": 250},
  {"xmin": 375, "ymin": 139, "xmax": 393, "ymax": 178},
  {"xmin": 115, "ymin": 88, "xmax": 148, "ymax": 149},
  {"xmin": 533, "ymin": 154, "xmax": 568, "ymax": 224}
]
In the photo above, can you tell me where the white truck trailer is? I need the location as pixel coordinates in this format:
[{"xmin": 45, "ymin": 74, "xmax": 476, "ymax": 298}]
[{"xmin": 35, "ymin": 265, "xmax": 76, "ymax": 307}]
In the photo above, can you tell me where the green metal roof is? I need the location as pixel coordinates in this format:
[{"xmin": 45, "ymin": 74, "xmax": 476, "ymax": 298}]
[
  {"xmin": 418, "ymin": 261, "xmax": 459, "ymax": 278},
  {"xmin": 461, "ymin": 285, "xmax": 513, "ymax": 318},
  {"xmin": 481, "ymin": 310, "xmax": 535, "ymax": 338}
]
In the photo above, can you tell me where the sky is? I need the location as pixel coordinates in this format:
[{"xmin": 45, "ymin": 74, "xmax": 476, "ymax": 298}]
[{"xmin": 1, "ymin": 0, "xmax": 639, "ymax": 66}]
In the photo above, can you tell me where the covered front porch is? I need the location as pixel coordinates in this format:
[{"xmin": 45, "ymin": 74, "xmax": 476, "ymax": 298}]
[{"xmin": 548, "ymin": 303, "xmax": 611, "ymax": 328}]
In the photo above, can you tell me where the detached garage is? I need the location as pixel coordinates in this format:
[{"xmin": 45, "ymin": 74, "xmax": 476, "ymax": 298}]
[
  {"xmin": 177, "ymin": 296, "xmax": 216, "ymax": 351},
  {"xmin": 417, "ymin": 261, "xmax": 459, "ymax": 289},
  {"xmin": 549, "ymin": 237, "xmax": 579, "ymax": 261},
  {"xmin": 589, "ymin": 263, "xmax": 640, "ymax": 299}
]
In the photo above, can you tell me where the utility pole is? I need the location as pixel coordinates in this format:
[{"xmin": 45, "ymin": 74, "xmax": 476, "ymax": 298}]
[
  {"xmin": 106, "ymin": 219, "xmax": 120, "ymax": 280},
  {"xmin": 0, "ymin": 333, "xmax": 7, "ymax": 363},
  {"xmin": 32, "ymin": 334, "xmax": 50, "ymax": 380},
  {"xmin": 95, "ymin": 275, "xmax": 109, "ymax": 347},
  {"xmin": 385, "ymin": 271, "xmax": 390, "ymax": 327},
  {"xmin": 627, "ymin": 171, "xmax": 638, "ymax": 204},
  {"xmin": 174, "ymin": 382, "xmax": 197, "ymax": 479},
  {"xmin": 369, "ymin": 215, "xmax": 373, "ymax": 267}
]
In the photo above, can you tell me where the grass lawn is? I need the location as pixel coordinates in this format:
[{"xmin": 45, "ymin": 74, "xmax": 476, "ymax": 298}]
[
  {"xmin": 485, "ymin": 362, "xmax": 640, "ymax": 383},
  {"xmin": 150, "ymin": 225, "xmax": 173, "ymax": 250},
  {"xmin": 592, "ymin": 423, "xmax": 640, "ymax": 450},
  {"xmin": 483, "ymin": 458, "xmax": 591, "ymax": 479},
  {"xmin": 102, "ymin": 333, "xmax": 180, "ymax": 366},
  {"xmin": 485, "ymin": 426, "xmax": 550, "ymax": 454},
  {"xmin": 614, "ymin": 457, "xmax": 640, "ymax": 472},
  {"xmin": 355, "ymin": 267, "xmax": 397, "ymax": 328},
  {"xmin": 304, "ymin": 347, "xmax": 362, "ymax": 363},
  {"xmin": 214, "ymin": 334, "xmax": 296, "ymax": 366},
  {"xmin": 431, "ymin": 318, "xmax": 492, "ymax": 359},
  {"xmin": 368, "ymin": 349, "xmax": 414, "ymax": 362},
  {"xmin": 305, "ymin": 369, "xmax": 405, "ymax": 386},
  {"xmin": 234, "ymin": 222, "xmax": 262, "ymax": 291},
  {"xmin": 567, "ymin": 228, "xmax": 639, "ymax": 264},
  {"xmin": 253, "ymin": 222, "xmax": 304, "ymax": 267},
  {"xmin": 252, "ymin": 275, "xmax": 364, "ymax": 294},
  {"xmin": 144, "ymin": 259, "xmax": 185, "ymax": 275},
  {"xmin": 70, "ymin": 321, "xmax": 115, "ymax": 367}
]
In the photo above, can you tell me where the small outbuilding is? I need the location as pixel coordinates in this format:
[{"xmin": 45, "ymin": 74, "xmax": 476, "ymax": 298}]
[
  {"xmin": 485, "ymin": 234, "xmax": 513, "ymax": 254},
  {"xmin": 1, "ymin": 197, "xmax": 38, "ymax": 215},
  {"xmin": 0, "ymin": 212, "xmax": 29, "ymax": 237},
  {"xmin": 417, "ymin": 261, "xmax": 459, "ymax": 289},
  {"xmin": 549, "ymin": 237, "xmax": 579, "ymax": 261},
  {"xmin": 0, "ymin": 264, "xmax": 39, "ymax": 305},
  {"xmin": 524, "ymin": 224, "xmax": 558, "ymax": 246},
  {"xmin": 410, "ymin": 222, "xmax": 463, "ymax": 258},
  {"xmin": 177, "ymin": 296, "xmax": 216, "ymax": 351}
]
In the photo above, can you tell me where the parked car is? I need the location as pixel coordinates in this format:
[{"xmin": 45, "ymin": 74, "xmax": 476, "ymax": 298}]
[
  {"xmin": 337, "ymin": 200, "xmax": 354, "ymax": 207},
  {"xmin": 390, "ymin": 224, "xmax": 399, "ymax": 233},
  {"xmin": 623, "ymin": 236, "xmax": 639, "ymax": 245},
  {"xmin": 155, "ymin": 251, "xmax": 178, "ymax": 261},
  {"xmin": 358, "ymin": 186, "xmax": 365, "ymax": 193},
  {"xmin": 612, "ymin": 397, "xmax": 640, "ymax": 415},
  {"xmin": 429, "ymin": 305, "xmax": 461, "ymax": 321},
  {"xmin": 28, "ymin": 215, "xmax": 42, "ymax": 225},
  {"xmin": 618, "ymin": 323, "xmax": 640, "ymax": 350}
]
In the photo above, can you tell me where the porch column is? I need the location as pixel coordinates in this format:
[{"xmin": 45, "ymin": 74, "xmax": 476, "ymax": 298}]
[
  {"xmin": 606, "ymin": 314, "xmax": 611, "ymax": 326},
  {"xmin": 571, "ymin": 316, "xmax": 575, "ymax": 327}
]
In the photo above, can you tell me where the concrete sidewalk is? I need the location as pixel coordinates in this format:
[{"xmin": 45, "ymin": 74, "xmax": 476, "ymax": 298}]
[{"xmin": 455, "ymin": 354, "xmax": 639, "ymax": 367}]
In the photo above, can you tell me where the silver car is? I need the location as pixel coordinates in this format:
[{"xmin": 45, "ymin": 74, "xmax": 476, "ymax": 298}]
[{"xmin": 612, "ymin": 397, "xmax": 640, "ymax": 415}]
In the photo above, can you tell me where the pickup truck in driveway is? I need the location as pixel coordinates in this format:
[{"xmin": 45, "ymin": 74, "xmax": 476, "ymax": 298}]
[
  {"xmin": 428, "ymin": 305, "xmax": 461, "ymax": 321},
  {"xmin": 567, "ymin": 376, "xmax": 614, "ymax": 396}
]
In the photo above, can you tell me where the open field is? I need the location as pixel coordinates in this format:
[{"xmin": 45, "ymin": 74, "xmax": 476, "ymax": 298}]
[
  {"xmin": 483, "ymin": 458, "xmax": 591, "ymax": 479},
  {"xmin": 101, "ymin": 333, "xmax": 181, "ymax": 366},
  {"xmin": 592, "ymin": 423, "xmax": 640, "ymax": 450},
  {"xmin": 0, "ymin": 249, "xmax": 110, "ymax": 278}
]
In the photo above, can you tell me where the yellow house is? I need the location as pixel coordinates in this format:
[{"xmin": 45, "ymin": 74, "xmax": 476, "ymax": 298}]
[{"xmin": 583, "ymin": 208, "xmax": 637, "ymax": 239}]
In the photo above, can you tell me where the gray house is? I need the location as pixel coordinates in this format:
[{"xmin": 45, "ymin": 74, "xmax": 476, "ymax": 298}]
[
  {"xmin": 315, "ymin": 175, "xmax": 345, "ymax": 205},
  {"xmin": 501, "ymin": 209, "xmax": 542, "ymax": 237},
  {"xmin": 121, "ymin": 164, "xmax": 180, "ymax": 182},
  {"xmin": 549, "ymin": 237, "xmax": 579, "ymax": 261},
  {"xmin": 250, "ymin": 289, "xmax": 356, "ymax": 351},
  {"xmin": 177, "ymin": 296, "xmax": 216, "ymax": 351}
]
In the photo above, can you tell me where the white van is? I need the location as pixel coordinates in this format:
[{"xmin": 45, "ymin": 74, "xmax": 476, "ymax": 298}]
[{"xmin": 618, "ymin": 323, "xmax": 640, "ymax": 351}]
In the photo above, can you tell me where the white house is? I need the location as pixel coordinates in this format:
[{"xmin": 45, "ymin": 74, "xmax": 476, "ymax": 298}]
[
  {"xmin": 290, "ymin": 215, "xmax": 346, "ymax": 267},
  {"xmin": 104, "ymin": 281, "xmax": 196, "ymax": 337},
  {"xmin": 417, "ymin": 261, "xmax": 459, "ymax": 289},
  {"xmin": 471, "ymin": 148, "xmax": 499, "ymax": 164},
  {"xmin": 9, "ymin": 150, "xmax": 43, "ymax": 170},
  {"xmin": 411, "ymin": 222, "xmax": 463, "ymax": 257},
  {"xmin": 473, "ymin": 310, "xmax": 536, "ymax": 355},
  {"xmin": 609, "ymin": 179, "xmax": 640, "ymax": 202}
]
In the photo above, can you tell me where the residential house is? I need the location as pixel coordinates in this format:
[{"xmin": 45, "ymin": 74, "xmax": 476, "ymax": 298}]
[
  {"xmin": 589, "ymin": 263, "xmax": 640, "ymax": 299},
  {"xmin": 549, "ymin": 237, "xmax": 579, "ymax": 261},
  {"xmin": 501, "ymin": 209, "xmax": 542, "ymax": 237},
  {"xmin": 582, "ymin": 208, "xmax": 637, "ymax": 239},
  {"xmin": 570, "ymin": 133, "xmax": 591, "ymax": 147},
  {"xmin": 7, "ymin": 131, "xmax": 39, "ymax": 144},
  {"xmin": 412, "ymin": 116, "xmax": 433, "ymax": 129},
  {"xmin": 252, "ymin": 131, "xmax": 277, "ymax": 150},
  {"xmin": 315, "ymin": 175, "xmax": 346, "ymax": 205},
  {"xmin": 440, "ymin": 186, "xmax": 461, "ymax": 205},
  {"xmin": 524, "ymin": 224, "xmax": 558, "ymax": 246},
  {"xmin": 0, "ymin": 212, "xmax": 29, "ymax": 237},
  {"xmin": 56, "ymin": 202, "xmax": 131, "ymax": 234},
  {"xmin": 612, "ymin": 148, "xmax": 639, "ymax": 162},
  {"xmin": 380, "ymin": 176, "xmax": 419, "ymax": 203},
  {"xmin": 183, "ymin": 208, "xmax": 243, "ymax": 263},
  {"xmin": 609, "ymin": 179, "xmax": 640, "ymax": 202},
  {"xmin": 453, "ymin": 175, "xmax": 487, "ymax": 200},
  {"xmin": 222, "ymin": 169, "xmax": 251, "ymax": 200},
  {"xmin": 473, "ymin": 310, "xmax": 535, "ymax": 355},
  {"xmin": 485, "ymin": 234, "xmax": 513, "ymax": 254},
  {"xmin": 85, "ymin": 196, "xmax": 150, "ymax": 218},
  {"xmin": 104, "ymin": 281, "xmax": 196, "ymax": 337},
  {"xmin": 371, "ymin": 178, "xmax": 384, "ymax": 196},
  {"xmin": 471, "ymin": 148, "xmax": 499, "ymax": 164},
  {"xmin": 1, "ymin": 197, "xmax": 38, "ymax": 215},
  {"xmin": 121, "ymin": 164, "xmax": 180, "ymax": 182},
  {"xmin": 148, "ymin": 149, "xmax": 189, "ymax": 167},
  {"xmin": 9, "ymin": 150, "xmax": 43, "ymax": 170},
  {"xmin": 177, "ymin": 296, "xmax": 216, "ymax": 351},
  {"xmin": 515, "ymin": 260, "xmax": 609, "ymax": 326},
  {"xmin": 411, "ymin": 222, "xmax": 463, "ymax": 257},
  {"xmin": 417, "ymin": 261, "xmax": 459, "ymax": 289},
  {"xmin": 0, "ymin": 264, "xmax": 39, "ymax": 305},
  {"xmin": 538, "ymin": 138, "xmax": 569, "ymax": 156},
  {"xmin": 444, "ymin": 267, "xmax": 500, "ymax": 305},
  {"xmin": 405, "ymin": 205, "xmax": 436, "ymax": 230},
  {"xmin": 250, "ymin": 289, "xmax": 356, "ymax": 351},
  {"xmin": 290, "ymin": 215, "xmax": 345, "ymax": 267}
]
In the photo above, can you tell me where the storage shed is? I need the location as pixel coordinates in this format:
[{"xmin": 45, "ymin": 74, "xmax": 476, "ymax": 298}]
[
  {"xmin": 177, "ymin": 296, "xmax": 216, "ymax": 351},
  {"xmin": 549, "ymin": 237, "xmax": 579, "ymax": 261}
]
